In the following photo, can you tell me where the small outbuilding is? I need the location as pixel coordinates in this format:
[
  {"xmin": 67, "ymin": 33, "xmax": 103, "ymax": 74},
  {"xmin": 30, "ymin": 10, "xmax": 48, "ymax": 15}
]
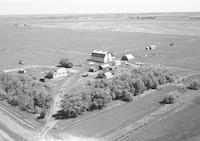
[
  {"xmin": 18, "ymin": 60, "xmax": 25, "ymax": 65},
  {"xmin": 102, "ymin": 72, "xmax": 114, "ymax": 79},
  {"xmin": 88, "ymin": 67, "xmax": 98, "ymax": 72},
  {"xmin": 122, "ymin": 54, "xmax": 134, "ymax": 61},
  {"xmin": 99, "ymin": 64, "xmax": 111, "ymax": 70},
  {"xmin": 18, "ymin": 69, "xmax": 26, "ymax": 74},
  {"xmin": 146, "ymin": 45, "xmax": 156, "ymax": 50}
]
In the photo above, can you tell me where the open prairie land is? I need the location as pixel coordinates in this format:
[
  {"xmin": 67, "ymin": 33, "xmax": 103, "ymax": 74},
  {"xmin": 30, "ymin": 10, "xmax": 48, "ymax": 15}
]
[
  {"xmin": 0, "ymin": 12, "xmax": 200, "ymax": 71},
  {"xmin": 0, "ymin": 12, "xmax": 200, "ymax": 141}
]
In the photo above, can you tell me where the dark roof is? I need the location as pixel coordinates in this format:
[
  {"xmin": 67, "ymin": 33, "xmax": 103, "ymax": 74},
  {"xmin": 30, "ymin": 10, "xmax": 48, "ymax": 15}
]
[{"xmin": 91, "ymin": 53, "xmax": 106, "ymax": 58}]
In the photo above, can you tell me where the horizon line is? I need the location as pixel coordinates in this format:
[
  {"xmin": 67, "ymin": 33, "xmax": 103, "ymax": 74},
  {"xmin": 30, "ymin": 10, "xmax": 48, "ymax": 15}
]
[{"xmin": 0, "ymin": 11, "xmax": 200, "ymax": 17}]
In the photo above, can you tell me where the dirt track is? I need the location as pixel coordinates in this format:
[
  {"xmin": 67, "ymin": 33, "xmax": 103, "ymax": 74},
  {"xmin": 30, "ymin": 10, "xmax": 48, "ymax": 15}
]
[{"xmin": 39, "ymin": 74, "xmax": 80, "ymax": 141}]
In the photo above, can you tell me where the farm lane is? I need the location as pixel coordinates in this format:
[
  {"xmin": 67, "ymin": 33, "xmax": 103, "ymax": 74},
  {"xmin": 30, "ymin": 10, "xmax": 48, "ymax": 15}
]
[
  {"xmin": 40, "ymin": 74, "xmax": 81, "ymax": 141},
  {"xmin": 3, "ymin": 65, "xmax": 57, "ymax": 73}
]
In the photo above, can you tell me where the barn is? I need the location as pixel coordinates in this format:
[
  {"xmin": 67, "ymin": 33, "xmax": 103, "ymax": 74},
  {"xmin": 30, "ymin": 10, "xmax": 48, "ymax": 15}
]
[
  {"xmin": 91, "ymin": 50, "xmax": 113, "ymax": 63},
  {"xmin": 122, "ymin": 54, "xmax": 134, "ymax": 61}
]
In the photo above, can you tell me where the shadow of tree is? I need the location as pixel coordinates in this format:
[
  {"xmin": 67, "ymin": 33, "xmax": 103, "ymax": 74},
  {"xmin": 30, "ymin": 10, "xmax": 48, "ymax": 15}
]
[{"xmin": 52, "ymin": 110, "xmax": 77, "ymax": 120}]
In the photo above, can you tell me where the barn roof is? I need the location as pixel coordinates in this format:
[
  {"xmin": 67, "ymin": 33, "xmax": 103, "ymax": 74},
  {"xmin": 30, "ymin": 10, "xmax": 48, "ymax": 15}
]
[
  {"xmin": 91, "ymin": 52, "xmax": 106, "ymax": 58},
  {"xmin": 122, "ymin": 54, "xmax": 134, "ymax": 60},
  {"xmin": 91, "ymin": 50, "xmax": 111, "ymax": 58},
  {"xmin": 92, "ymin": 50, "xmax": 110, "ymax": 54}
]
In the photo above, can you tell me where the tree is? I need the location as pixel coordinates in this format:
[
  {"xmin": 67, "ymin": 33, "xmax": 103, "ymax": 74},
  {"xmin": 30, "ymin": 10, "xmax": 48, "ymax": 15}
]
[
  {"xmin": 88, "ymin": 88, "xmax": 111, "ymax": 111},
  {"xmin": 133, "ymin": 79, "xmax": 146, "ymax": 96},
  {"xmin": 187, "ymin": 80, "xmax": 200, "ymax": 90},
  {"xmin": 61, "ymin": 94, "xmax": 87, "ymax": 118},
  {"xmin": 0, "ymin": 73, "xmax": 52, "ymax": 116},
  {"xmin": 59, "ymin": 58, "xmax": 73, "ymax": 68}
]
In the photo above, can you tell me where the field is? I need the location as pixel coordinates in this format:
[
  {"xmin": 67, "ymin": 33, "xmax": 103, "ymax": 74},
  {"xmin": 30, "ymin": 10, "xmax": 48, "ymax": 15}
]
[
  {"xmin": 0, "ymin": 12, "xmax": 200, "ymax": 141},
  {"xmin": 1, "ymin": 13, "xmax": 200, "ymax": 71}
]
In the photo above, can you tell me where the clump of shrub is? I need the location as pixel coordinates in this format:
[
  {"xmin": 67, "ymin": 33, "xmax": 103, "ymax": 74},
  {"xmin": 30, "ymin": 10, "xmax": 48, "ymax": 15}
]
[
  {"xmin": 187, "ymin": 80, "xmax": 200, "ymax": 90},
  {"xmin": 59, "ymin": 58, "xmax": 73, "ymax": 68},
  {"xmin": 160, "ymin": 94, "xmax": 176, "ymax": 104}
]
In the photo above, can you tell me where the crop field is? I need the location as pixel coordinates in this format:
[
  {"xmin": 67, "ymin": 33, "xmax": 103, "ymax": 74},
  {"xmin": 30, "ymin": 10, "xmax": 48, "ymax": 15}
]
[
  {"xmin": 1, "ymin": 13, "xmax": 200, "ymax": 71},
  {"xmin": 0, "ymin": 12, "xmax": 200, "ymax": 141}
]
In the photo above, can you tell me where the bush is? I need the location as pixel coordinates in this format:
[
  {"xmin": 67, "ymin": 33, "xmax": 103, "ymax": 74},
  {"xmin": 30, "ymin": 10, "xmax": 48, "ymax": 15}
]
[
  {"xmin": 59, "ymin": 58, "xmax": 73, "ymax": 68},
  {"xmin": 121, "ymin": 91, "xmax": 133, "ymax": 101},
  {"xmin": 187, "ymin": 80, "xmax": 200, "ymax": 90},
  {"xmin": 160, "ymin": 95, "xmax": 176, "ymax": 104}
]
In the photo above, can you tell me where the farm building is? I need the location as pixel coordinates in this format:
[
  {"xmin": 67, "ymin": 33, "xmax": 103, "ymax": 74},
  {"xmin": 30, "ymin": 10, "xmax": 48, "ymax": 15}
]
[
  {"xmin": 18, "ymin": 60, "xmax": 25, "ymax": 65},
  {"xmin": 146, "ymin": 45, "xmax": 156, "ymax": 50},
  {"xmin": 122, "ymin": 54, "xmax": 134, "ymax": 61},
  {"xmin": 91, "ymin": 50, "xmax": 113, "ymax": 63},
  {"xmin": 102, "ymin": 72, "xmax": 114, "ymax": 79},
  {"xmin": 88, "ymin": 67, "xmax": 98, "ymax": 72},
  {"xmin": 99, "ymin": 64, "xmax": 111, "ymax": 71},
  {"xmin": 18, "ymin": 69, "xmax": 26, "ymax": 74},
  {"xmin": 46, "ymin": 68, "xmax": 68, "ymax": 78}
]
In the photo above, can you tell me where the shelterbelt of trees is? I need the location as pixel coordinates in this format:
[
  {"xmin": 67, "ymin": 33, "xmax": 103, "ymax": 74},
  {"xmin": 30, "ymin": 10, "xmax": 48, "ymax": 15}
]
[
  {"xmin": 0, "ymin": 73, "xmax": 52, "ymax": 115},
  {"xmin": 54, "ymin": 68, "xmax": 174, "ymax": 119}
]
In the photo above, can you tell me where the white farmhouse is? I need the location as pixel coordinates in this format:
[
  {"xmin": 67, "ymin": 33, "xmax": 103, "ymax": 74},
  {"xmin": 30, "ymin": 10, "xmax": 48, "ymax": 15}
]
[
  {"xmin": 91, "ymin": 50, "xmax": 113, "ymax": 63},
  {"xmin": 53, "ymin": 68, "xmax": 68, "ymax": 78},
  {"xmin": 46, "ymin": 68, "xmax": 68, "ymax": 79}
]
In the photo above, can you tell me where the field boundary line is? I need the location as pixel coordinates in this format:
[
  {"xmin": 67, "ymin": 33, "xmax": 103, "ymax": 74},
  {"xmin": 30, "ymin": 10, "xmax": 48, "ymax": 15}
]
[
  {"xmin": 0, "ymin": 102, "xmax": 39, "ymax": 129},
  {"xmin": 99, "ymin": 100, "xmax": 191, "ymax": 141}
]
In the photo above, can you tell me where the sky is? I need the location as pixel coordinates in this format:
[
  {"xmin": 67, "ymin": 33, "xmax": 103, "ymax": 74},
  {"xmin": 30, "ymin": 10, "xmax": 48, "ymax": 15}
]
[{"xmin": 0, "ymin": 0, "xmax": 200, "ymax": 15}]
